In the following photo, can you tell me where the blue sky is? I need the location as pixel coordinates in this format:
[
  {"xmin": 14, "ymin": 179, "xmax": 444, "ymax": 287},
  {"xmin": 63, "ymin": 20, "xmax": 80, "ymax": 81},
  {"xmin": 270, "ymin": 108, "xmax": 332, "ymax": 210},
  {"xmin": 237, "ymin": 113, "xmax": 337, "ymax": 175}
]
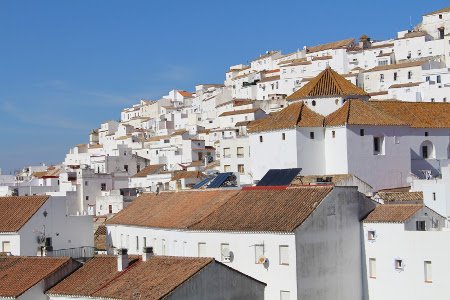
[{"xmin": 0, "ymin": 0, "xmax": 447, "ymax": 173}]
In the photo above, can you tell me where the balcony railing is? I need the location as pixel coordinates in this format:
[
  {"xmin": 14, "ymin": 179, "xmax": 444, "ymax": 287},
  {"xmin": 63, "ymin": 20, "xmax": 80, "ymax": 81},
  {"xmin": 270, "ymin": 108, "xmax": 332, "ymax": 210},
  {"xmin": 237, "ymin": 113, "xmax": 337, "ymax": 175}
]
[{"xmin": 49, "ymin": 246, "xmax": 96, "ymax": 261}]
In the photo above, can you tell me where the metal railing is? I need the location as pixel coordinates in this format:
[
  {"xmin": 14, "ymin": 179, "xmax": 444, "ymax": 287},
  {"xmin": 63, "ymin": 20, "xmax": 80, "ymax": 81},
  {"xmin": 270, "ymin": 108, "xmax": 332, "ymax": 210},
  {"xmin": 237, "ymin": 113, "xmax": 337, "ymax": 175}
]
[{"xmin": 49, "ymin": 246, "xmax": 96, "ymax": 261}]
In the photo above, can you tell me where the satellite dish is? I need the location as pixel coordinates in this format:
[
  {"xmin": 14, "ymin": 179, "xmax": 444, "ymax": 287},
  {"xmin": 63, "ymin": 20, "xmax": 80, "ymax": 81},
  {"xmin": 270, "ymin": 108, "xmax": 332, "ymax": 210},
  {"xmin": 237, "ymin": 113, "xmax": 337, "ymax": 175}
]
[{"xmin": 257, "ymin": 255, "xmax": 267, "ymax": 264}]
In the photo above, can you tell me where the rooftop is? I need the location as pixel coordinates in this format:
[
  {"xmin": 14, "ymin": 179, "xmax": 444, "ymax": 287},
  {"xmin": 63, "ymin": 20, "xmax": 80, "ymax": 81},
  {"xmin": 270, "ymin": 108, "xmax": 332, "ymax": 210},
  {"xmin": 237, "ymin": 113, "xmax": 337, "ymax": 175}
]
[
  {"xmin": 132, "ymin": 164, "xmax": 166, "ymax": 178},
  {"xmin": 364, "ymin": 204, "xmax": 423, "ymax": 223},
  {"xmin": 306, "ymin": 38, "xmax": 355, "ymax": 53},
  {"xmin": 0, "ymin": 196, "xmax": 49, "ymax": 232}
]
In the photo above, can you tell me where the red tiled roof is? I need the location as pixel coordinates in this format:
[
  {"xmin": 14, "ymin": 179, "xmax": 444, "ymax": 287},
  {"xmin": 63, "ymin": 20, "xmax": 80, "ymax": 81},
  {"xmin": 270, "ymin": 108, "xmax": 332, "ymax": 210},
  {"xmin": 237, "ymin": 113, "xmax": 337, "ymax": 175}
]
[
  {"xmin": 48, "ymin": 256, "xmax": 214, "ymax": 300},
  {"xmin": 107, "ymin": 186, "xmax": 333, "ymax": 232},
  {"xmin": 219, "ymin": 108, "xmax": 261, "ymax": 117},
  {"xmin": 247, "ymin": 102, "xmax": 324, "ymax": 133},
  {"xmin": 0, "ymin": 256, "xmax": 74, "ymax": 298},
  {"xmin": 389, "ymin": 82, "xmax": 422, "ymax": 89},
  {"xmin": 172, "ymin": 171, "xmax": 205, "ymax": 181},
  {"xmin": 178, "ymin": 90, "xmax": 193, "ymax": 97},
  {"xmin": 132, "ymin": 165, "xmax": 165, "ymax": 178},
  {"xmin": 367, "ymin": 60, "xmax": 426, "ymax": 72},
  {"xmin": 364, "ymin": 204, "xmax": 423, "ymax": 223},
  {"xmin": 286, "ymin": 67, "xmax": 368, "ymax": 100},
  {"xmin": 306, "ymin": 38, "xmax": 355, "ymax": 53},
  {"xmin": 0, "ymin": 196, "xmax": 49, "ymax": 232}
]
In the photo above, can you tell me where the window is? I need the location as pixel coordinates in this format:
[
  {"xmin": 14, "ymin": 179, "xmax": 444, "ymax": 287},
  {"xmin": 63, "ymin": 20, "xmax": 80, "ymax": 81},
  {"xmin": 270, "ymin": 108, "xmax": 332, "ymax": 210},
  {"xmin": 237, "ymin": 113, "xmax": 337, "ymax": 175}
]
[
  {"xmin": 85, "ymin": 196, "xmax": 89, "ymax": 201},
  {"xmin": 220, "ymin": 243, "xmax": 231, "ymax": 262},
  {"xmin": 424, "ymin": 261, "xmax": 432, "ymax": 282},
  {"xmin": 101, "ymin": 183, "xmax": 106, "ymax": 191},
  {"xmin": 439, "ymin": 14, "xmax": 443, "ymax": 19},
  {"xmin": 224, "ymin": 165, "xmax": 231, "ymax": 172},
  {"xmin": 238, "ymin": 164, "xmax": 245, "ymax": 174},
  {"xmin": 332, "ymin": 131, "xmax": 336, "ymax": 138},
  {"xmin": 425, "ymin": 131, "xmax": 429, "ymax": 137},
  {"xmin": 422, "ymin": 145, "xmax": 429, "ymax": 159},
  {"xmin": 369, "ymin": 258, "xmax": 376, "ymax": 278},
  {"xmin": 143, "ymin": 237, "xmax": 147, "ymax": 248},
  {"xmin": 312, "ymin": 100, "xmax": 316, "ymax": 106},
  {"xmin": 393, "ymin": 72, "xmax": 398, "ymax": 81},
  {"xmin": 380, "ymin": 74, "xmax": 384, "ymax": 82},
  {"xmin": 136, "ymin": 236, "xmax": 139, "ymax": 251},
  {"xmin": 223, "ymin": 148, "xmax": 231, "ymax": 158},
  {"xmin": 360, "ymin": 129, "xmax": 365, "ymax": 136},
  {"xmin": 433, "ymin": 192, "xmax": 436, "ymax": 201},
  {"xmin": 124, "ymin": 165, "xmax": 128, "ymax": 172},
  {"xmin": 431, "ymin": 98, "xmax": 435, "ymax": 102},
  {"xmin": 255, "ymin": 245, "xmax": 264, "ymax": 264},
  {"xmin": 237, "ymin": 147, "xmax": 244, "ymax": 157},
  {"xmin": 259, "ymin": 136, "xmax": 263, "ymax": 143},
  {"xmin": 282, "ymin": 133, "xmax": 286, "ymax": 140},
  {"xmin": 310, "ymin": 132, "xmax": 315, "ymax": 139},
  {"xmin": 279, "ymin": 245, "xmax": 289, "ymax": 265},
  {"xmin": 108, "ymin": 205, "xmax": 113, "ymax": 214},
  {"xmin": 85, "ymin": 181, "xmax": 88, "ymax": 186},
  {"xmin": 416, "ymin": 221, "xmax": 426, "ymax": 231},
  {"xmin": 198, "ymin": 242, "xmax": 206, "ymax": 257},
  {"xmin": 408, "ymin": 71, "xmax": 413, "ymax": 79},
  {"xmin": 2, "ymin": 241, "xmax": 11, "ymax": 253},
  {"xmin": 395, "ymin": 259, "xmax": 404, "ymax": 270},
  {"xmin": 368, "ymin": 230, "xmax": 376, "ymax": 240},
  {"xmin": 373, "ymin": 136, "xmax": 383, "ymax": 155},
  {"xmin": 280, "ymin": 291, "xmax": 290, "ymax": 300},
  {"xmin": 162, "ymin": 239, "xmax": 166, "ymax": 255},
  {"xmin": 437, "ymin": 75, "xmax": 442, "ymax": 84}
]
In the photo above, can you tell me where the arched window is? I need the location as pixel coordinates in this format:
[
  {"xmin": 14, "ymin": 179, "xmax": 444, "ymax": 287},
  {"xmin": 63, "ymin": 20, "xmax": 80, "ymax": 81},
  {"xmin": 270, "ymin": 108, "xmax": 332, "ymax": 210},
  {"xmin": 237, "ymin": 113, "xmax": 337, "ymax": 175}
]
[{"xmin": 420, "ymin": 140, "xmax": 435, "ymax": 159}]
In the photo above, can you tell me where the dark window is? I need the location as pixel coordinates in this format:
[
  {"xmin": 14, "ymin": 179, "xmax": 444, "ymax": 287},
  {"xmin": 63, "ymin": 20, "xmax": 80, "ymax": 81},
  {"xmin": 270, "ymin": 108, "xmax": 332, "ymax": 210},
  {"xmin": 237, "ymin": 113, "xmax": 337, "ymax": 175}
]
[
  {"xmin": 85, "ymin": 181, "xmax": 88, "ymax": 186},
  {"xmin": 124, "ymin": 165, "xmax": 129, "ymax": 172},
  {"xmin": 425, "ymin": 132, "xmax": 429, "ymax": 137},
  {"xmin": 137, "ymin": 164, "xmax": 140, "ymax": 173},
  {"xmin": 416, "ymin": 221, "xmax": 426, "ymax": 231},
  {"xmin": 408, "ymin": 71, "xmax": 412, "ymax": 79},
  {"xmin": 85, "ymin": 196, "xmax": 89, "ymax": 201},
  {"xmin": 394, "ymin": 72, "xmax": 398, "ymax": 81},
  {"xmin": 439, "ymin": 14, "xmax": 443, "ymax": 19},
  {"xmin": 360, "ymin": 129, "xmax": 365, "ymax": 136},
  {"xmin": 282, "ymin": 133, "xmax": 286, "ymax": 140},
  {"xmin": 433, "ymin": 192, "xmax": 436, "ymax": 201},
  {"xmin": 437, "ymin": 75, "xmax": 441, "ymax": 83},
  {"xmin": 101, "ymin": 183, "xmax": 106, "ymax": 191},
  {"xmin": 310, "ymin": 132, "xmax": 315, "ymax": 139},
  {"xmin": 422, "ymin": 146, "xmax": 429, "ymax": 159},
  {"xmin": 259, "ymin": 136, "xmax": 263, "ymax": 143},
  {"xmin": 374, "ymin": 137, "xmax": 380, "ymax": 153},
  {"xmin": 109, "ymin": 205, "xmax": 113, "ymax": 214},
  {"xmin": 332, "ymin": 131, "xmax": 336, "ymax": 138},
  {"xmin": 312, "ymin": 100, "xmax": 316, "ymax": 106}
]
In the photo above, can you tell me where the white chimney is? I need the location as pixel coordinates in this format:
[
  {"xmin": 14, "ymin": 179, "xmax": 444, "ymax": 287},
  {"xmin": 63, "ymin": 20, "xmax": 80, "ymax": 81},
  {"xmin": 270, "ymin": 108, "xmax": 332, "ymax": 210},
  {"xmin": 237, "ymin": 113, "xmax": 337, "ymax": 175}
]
[
  {"xmin": 142, "ymin": 247, "xmax": 154, "ymax": 262},
  {"xmin": 117, "ymin": 248, "xmax": 129, "ymax": 271}
]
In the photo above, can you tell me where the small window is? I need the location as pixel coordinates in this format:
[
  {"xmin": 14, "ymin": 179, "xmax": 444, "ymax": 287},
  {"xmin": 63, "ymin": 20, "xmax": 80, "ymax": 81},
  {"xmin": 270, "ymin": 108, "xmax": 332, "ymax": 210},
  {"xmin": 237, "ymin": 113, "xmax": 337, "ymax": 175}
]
[
  {"xmin": 369, "ymin": 258, "xmax": 376, "ymax": 278},
  {"xmin": 223, "ymin": 148, "xmax": 231, "ymax": 158},
  {"xmin": 312, "ymin": 100, "xmax": 316, "ymax": 106},
  {"xmin": 282, "ymin": 133, "xmax": 286, "ymax": 140},
  {"xmin": 224, "ymin": 165, "xmax": 231, "ymax": 172},
  {"xmin": 368, "ymin": 230, "xmax": 376, "ymax": 240},
  {"xmin": 85, "ymin": 196, "xmax": 89, "ymax": 201},
  {"xmin": 439, "ymin": 14, "xmax": 443, "ymax": 19},
  {"xmin": 373, "ymin": 137, "xmax": 382, "ymax": 154},
  {"xmin": 425, "ymin": 132, "xmax": 429, "ymax": 137},
  {"xmin": 360, "ymin": 129, "xmax": 365, "ymax": 136},
  {"xmin": 220, "ymin": 243, "xmax": 231, "ymax": 262},
  {"xmin": 124, "ymin": 165, "xmax": 129, "ymax": 172},
  {"xmin": 416, "ymin": 221, "xmax": 426, "ymax": 231},
  {"xmin": 422, "ymin": 146, "xmax": 429, "ymax": 159},
  {"xmin": 280, "ymin": 290, "xmax": 290, "ymax": 300},
  {"xmin": 393, "ymin": 72, "xmax": 398, "ymax": 81},
  {"xmin": 408, "ymin": 71, "xmax": 413, "ymax": 79},
  {"xmin": 332, "ymin": 131, "xmax": 336, "ymax": 138},
  {"xmin": 395, "ymin": 259, "xmax": 404, "ymax": 270},
  {"xmin": 237, "ymin": 147, "xmax": 244, "ymax": 157},
  {"xmin": 255, "ymin": 245, "xmax": 264, "ymax": 264},
  {"xmin": 424, "ymin": 261, "xmax": 432, "ymax": 282},
  {"xmin": 237, "ymin": 164, "xmax": 245, "ymax": 174},
  {"xmin": 279, "ymin": 245, "xmax": 289, "ymax": 265},
  {"xmin": 136, "ymin": 236, "xmax": 139, "ymax": 251},
  {"xmin": 101, "ymin": 183, "xmax": 106, "ymax": 191},
  {"xmin": 198, "ymin": 242, "xmax": 206, "ymax": 257},
  {"xmin": 310, "ymin": 132, "xmax": 315, "ymax": 139},
  {"xmin": 85, "ymin": 181, "xmax": 88, "ymax": 186},
  {"xmin": 437, "ymin": 75, "xmax": 442, "ymax": 84},
  {"xmin": 259, "ymin": 136, "xmax": 263, "ymax": 143},
  {"xmin": 1, "ymin": 241, "xmax": 11, "ymax": 253}
]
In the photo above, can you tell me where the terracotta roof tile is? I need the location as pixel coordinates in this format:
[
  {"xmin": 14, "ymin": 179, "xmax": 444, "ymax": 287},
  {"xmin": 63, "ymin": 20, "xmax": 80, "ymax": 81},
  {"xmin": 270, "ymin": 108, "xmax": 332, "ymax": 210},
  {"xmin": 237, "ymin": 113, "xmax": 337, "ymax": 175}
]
[
  {"xmin": 172, "ymin": 171, "xmax": 205, "ymax": 181},
  {"xmin": 376, "ymin": 191, "xmax": 423, "ymax": 203},
  {"xmin": 397, "ymin": 31, "xmax": 428, "ymax": 40},
  {"xmin": 324, "ymin": 99, "xmax": 408, "ymax": 127},
  {"xmin": 219, "ymin": 108, "xmax": 261, "ymax": 117},
  {"xmin": 178, "ymin": 90, "xmax": 193, "ymax": 98},
  {"xmin": 107, "ymin": 187, "xmax": 333, "ymax": 232},
  {"xmin": 132, "ymin": 164, "xmax": 165, "ymax": 178},
  {"xmin": 0, "ymin": 196, "xmax": 49, "ymax": 232},
  {"xmin": 364, "ymin": 204, "xmax": 423, "ymax": 223},
  {"xmin": 286, "ymin": 67, "xmax": 368, "ymax": 100},
  {"xmin": 306, "ymin": 38, "xmax": 355, "ymax": 53},
  {"xmin": 389, "ymin": 82, "xmax": 422, "ymax": 89},
  {"xmin": 190, "ymin": 186, "xmax": 333, "ymax": 232},
  {"xmin": 312, "ymin": 55, "xmax": 333, "ymax": 61},
  {"xmin": 369, "ymin": 101, "xmax": 450, "ymax": 128},
  {"xmin": 48, "ymin": 256, "xmax": 214, "ymax": 300},
  {"xmin": 106, "ymin": 190, "xmax": 240, "ymax": 229},
  {"xmin": 0, "ymin": 256, "xmax": 74, "ymax": 298},
  {"xmin": 424, "ymin": 6, "xmax": 450, "ymax": 16},
  {"xmin": 258, "ymin": 75, "xmax": 280, "ymax": 83},
  {"xmin": 247, "ymin": 102, "xmax": 324, "ymax": 133},
  {"xmin": 367, "ymin": 60, "xmax": 426, "ymax": 72}
]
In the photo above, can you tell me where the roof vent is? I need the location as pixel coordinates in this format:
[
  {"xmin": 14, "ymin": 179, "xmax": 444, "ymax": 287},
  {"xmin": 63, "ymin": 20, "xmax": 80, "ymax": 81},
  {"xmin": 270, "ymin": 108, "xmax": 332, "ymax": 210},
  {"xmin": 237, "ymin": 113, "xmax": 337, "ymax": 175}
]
[
  {"xmin": 117, "ymin": 248, "xmax": 129, "ymax": 271},
  {"xmin": 142, "ymin": 247, "xmax": 154, "ymax": 262}
]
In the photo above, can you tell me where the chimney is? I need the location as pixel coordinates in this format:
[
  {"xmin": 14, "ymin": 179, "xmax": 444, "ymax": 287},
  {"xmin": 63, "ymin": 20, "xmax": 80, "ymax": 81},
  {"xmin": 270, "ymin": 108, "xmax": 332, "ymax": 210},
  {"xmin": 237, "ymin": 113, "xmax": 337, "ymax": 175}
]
[
  {"xmin": 117, "ymin": 248, "xmax": 129, "ymax": 271},
  {"xmin": 142, "ymin": 247, "xmax": 154, "ymax": 262}
]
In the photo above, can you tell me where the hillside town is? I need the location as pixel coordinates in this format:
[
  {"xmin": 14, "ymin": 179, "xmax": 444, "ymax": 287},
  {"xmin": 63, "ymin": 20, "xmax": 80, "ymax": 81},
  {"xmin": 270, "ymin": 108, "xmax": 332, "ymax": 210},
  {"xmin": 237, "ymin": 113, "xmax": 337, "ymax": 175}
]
[{"xmin": 1, "ymin": 5, "xmax": 450, "ymax": 300}]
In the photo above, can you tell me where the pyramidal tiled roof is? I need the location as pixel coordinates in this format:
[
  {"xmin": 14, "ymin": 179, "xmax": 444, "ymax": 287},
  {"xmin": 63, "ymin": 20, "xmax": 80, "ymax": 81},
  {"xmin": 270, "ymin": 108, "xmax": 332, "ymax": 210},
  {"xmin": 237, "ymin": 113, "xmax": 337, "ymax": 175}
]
[
  {"xmin": 286, "ymin": 67, "xmax": 368, "ymax": 100},
  {"xmin": 247, "ymin": 102, "xmax": 325, "ymax": 133},
  {"xmin": 324, "ymin": 100, "xmax": 408, "ymax": 127}
]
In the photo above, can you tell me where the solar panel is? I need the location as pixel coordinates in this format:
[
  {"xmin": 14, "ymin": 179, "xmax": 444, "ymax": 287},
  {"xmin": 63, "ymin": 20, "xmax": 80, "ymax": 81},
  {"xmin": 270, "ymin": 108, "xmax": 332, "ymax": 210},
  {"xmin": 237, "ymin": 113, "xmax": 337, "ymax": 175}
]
[
  {"xmin": 256, "ymin": 168, "xmax": 301, "ymax": 186},
  {"xmin": 192, "ymin": 177, "xmax": 213, "ymax": 189},
  {"xmin": 207, "ymin": 172, "xmax": 233, "ymax": 188}
]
